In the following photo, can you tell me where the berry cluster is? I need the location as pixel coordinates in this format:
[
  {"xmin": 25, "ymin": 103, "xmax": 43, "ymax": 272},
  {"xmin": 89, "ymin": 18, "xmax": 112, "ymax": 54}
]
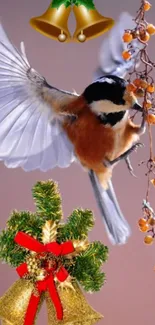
[
  {"xmin": 122, "ymin": 1, "xmax": 154, "ymax": 60},
  {"xmin": 122, "ymin": 0, "xmax": 155, "ymax": 247},
  {"xmin": 122, "ymin": 1, "xmax": 155, "ymax": 128},
  {"xmin": 138, "ymin": 202, "xmax": 155, "ymax": 245},
  {"xmin": 127, "ymin": 79, "xmax": 155, "ymax": 113}
]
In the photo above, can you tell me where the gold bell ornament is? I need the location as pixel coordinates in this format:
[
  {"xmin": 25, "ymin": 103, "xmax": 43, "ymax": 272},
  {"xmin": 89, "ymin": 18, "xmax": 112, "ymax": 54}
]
[
  {"xmin": 30, "ymin": 3, "xmax": 72, "ymax": 42},
  {"xmin": 0, "ymin": 180, "xmax": 109, "ymax": 325},
  {"xmin": 73, "ymin": 4, "xmax": 115, "ymax": 42},
  {"xmin": 29, "ymin": 0, "xmax": 115, "ymax": 43},
  {"xmin": 0, "ymin": 279, "xmax": 102, "ymax": 325}
]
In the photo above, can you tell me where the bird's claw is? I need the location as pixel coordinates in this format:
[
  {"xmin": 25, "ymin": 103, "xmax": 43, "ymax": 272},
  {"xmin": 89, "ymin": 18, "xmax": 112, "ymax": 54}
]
[
  {"xmin": 129, "ymin": 167, "xmax": 137, "ymax": 178},
  {"xmin": 133, "ymin": 142, "xmax": 144, "ymax": 151},
  {"xmin": 103, "ymin": 142, "xmax": 144, "ymax": 169},
  {"xmin": 125, "ymin": 157, "xmax": 137, "ymax": 178}
]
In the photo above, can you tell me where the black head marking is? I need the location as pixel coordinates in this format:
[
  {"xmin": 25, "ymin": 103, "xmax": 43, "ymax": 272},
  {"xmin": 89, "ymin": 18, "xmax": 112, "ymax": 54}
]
[
  {"xmin": 83, "ymin": 75, "xmax": 127, "ymax": 106},
  {"xmin": 98, "ymin": 111, "xmax": 126, "ymax": 126}
]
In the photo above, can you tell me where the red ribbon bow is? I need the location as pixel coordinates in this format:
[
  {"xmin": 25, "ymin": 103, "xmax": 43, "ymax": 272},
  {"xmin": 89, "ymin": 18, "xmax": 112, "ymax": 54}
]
[{"xmin": 14, "ymin": 231, "xmax": 74, "ymax": 325}]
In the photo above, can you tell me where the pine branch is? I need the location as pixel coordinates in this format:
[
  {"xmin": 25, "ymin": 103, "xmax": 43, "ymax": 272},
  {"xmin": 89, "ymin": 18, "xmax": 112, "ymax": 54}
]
[
  {"xmin": 32, "ymin": 181, "xmax": 62, "ymax": 221},
  {"xmin": 57, "ymin": 209, "xmax": 94, "ymax": 242},
  {"xmin": 0, "ymin": 229, "xmax": 26, "ymax": 267},
  {"xmin": 83, "ymin": 241, "xmax": 109, "ymax": 264},
  {"xmin": 72, "ymin": 256, "xmax": 106, "ymax": 292},
  {"xmin": 7, "ymin": 210, "xmax": 44, "ymax": 238},
  {"xmin": 71, "ymin": 241, "xmax": 108, "ymax": 292},
  {"xmin": 0, "ymin": 211, "xmax": 44, "ymax": 266}
]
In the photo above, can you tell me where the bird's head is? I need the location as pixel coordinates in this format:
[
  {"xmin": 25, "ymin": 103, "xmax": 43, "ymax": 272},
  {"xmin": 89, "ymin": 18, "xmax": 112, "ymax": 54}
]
[{"xmin": 83, "ymin": 75, "xmax": 142, "ymax": 115}]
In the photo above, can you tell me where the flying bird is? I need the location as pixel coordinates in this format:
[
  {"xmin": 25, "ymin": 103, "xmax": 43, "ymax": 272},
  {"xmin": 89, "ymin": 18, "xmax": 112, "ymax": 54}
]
[{"xmin": 0, "ymin": 13, "xmax": 145, "ymax": 245}]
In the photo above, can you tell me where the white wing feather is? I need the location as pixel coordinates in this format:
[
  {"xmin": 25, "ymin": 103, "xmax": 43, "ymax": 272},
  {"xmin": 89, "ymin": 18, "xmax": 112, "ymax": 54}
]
[
  {"xmin": 94, "ymin": 12, "xmax": 144, "ymax": 80},
  {"xmin": 0, "ymin": 23, "xmax": 77, "ymax": 170}
]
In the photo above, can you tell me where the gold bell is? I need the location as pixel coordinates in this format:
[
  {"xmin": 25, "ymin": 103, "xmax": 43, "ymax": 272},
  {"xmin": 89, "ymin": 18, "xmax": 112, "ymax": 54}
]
[
  {"xmin": 46, "ymin": 282, "xmax": 103, "ymax": 325},
  {"xmin": 29, "ymin": 4, "xmax": 72, "ymax": 42},
  {"xmin": 0, "ymin": 279, "xmax": 43, "ymax": 325},
  {"xmin": 73, "ymin": 5, "xmax": 115, "ymax": 42}
]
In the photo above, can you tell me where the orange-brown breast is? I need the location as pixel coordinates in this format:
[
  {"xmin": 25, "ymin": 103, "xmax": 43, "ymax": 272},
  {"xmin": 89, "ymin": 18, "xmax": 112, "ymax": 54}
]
[
  {"xmin": 62, "ymin": 96, "xmax": 115, "ymax": 171},
  {"xmin": 119, "ymin": 118, "xmax": 140, "ymax": 155}
]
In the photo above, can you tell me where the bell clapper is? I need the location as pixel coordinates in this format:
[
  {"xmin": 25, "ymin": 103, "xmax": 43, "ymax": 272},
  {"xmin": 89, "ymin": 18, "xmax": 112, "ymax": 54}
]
[
  {"xmin": 58, "ymin": 30, "xmax": 67, "ymax": 42},
  {"xmin": 78, "ymin": 30, "xmax": 86, "ymax": 42}
]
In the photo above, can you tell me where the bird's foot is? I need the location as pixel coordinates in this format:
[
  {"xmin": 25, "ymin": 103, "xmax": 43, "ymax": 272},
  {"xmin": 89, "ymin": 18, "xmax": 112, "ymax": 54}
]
[
  {"xmin": 138, "ymin": 112, "xmax": 146, "ymax": 135},
  {"xmin": 125, "ymin": 156, "xmax": 137, "ymax": 177},
  {"xmin": 103, "ymin": 142, "xmax": 144, "ymax": 168}
]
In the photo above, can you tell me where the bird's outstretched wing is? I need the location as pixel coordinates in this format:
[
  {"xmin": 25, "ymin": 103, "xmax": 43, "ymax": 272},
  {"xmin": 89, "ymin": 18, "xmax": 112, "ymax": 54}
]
[
  {"xmin": 0, "ymin": 23, "xmax": 78, "ymax": 171},
  {"xmin": 94, "ymin": 12, "xmax": 143, "ymax": 80}
]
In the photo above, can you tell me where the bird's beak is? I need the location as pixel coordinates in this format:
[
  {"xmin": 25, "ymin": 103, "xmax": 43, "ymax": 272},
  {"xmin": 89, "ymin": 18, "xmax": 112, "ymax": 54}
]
[{"xmin": 132, "ymin": 103, "xmax": 143, "ymax": 112}]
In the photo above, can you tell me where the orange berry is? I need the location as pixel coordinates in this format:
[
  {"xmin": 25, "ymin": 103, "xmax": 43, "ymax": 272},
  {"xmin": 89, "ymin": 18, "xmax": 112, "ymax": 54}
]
[
  {"xmin": 144, "ymin": 235, "xmax": 154, "ymax": 245},
  {"xmin": 148, "ymin": 217, "xmax": 155, "ymax": 226},
  {"xmin": 147, "ymin": 84, "xmax": 155, "ymax": 93},
  {"xmin": 135, "ymin": 88, "xmax": 145, "ymax": 97},
  {"xmin": 151, "ymin": 178, "xmax": 155, "ymax": 186},
  {"xmin": 143, "ymin": 1, "xmax": 152, "ymax": 11},
  {"xmin": 122, "ymin": 51, "xmax": 131, "ymax": 60},
  {"xmin": 133, "ymin": 78, "xmax": 141, "ymax": 87},
  {"xmin": 139, "ymin": 223, "xmax": 149, "ymax": 232},
  {"xmin": 123, "ymin": 32, "xmax": 133, "ymax": 43},
  {"xmin": 147, "ymin": 24, "xmax": 155, "ymax": 35},
  {"xmin": 138, "ymin": 218, "xmax": 147, "ymax": 227},
  {"xmin": 140, "ymin": 31, "xmax": 150, "ymax": 42},
  {"xmin": 126, "ymin": 83, "xmax": 137, "ymax": 92},
  {"xmin": 140, "ymin": 79, "xmax": 148, "ymax": 89},
  {"xmin": 146, "ymin": 114, "xmax": 155, "ymax": 124},
  {"xmin": 144, "ymin": 100, "xmax": 152, "ymax": 109}
]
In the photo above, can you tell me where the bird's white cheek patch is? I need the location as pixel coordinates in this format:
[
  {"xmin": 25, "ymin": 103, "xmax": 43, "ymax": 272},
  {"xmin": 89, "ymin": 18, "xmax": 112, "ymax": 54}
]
[{"xmin": 90, "ymin": 100, "xmax": 129, "ymax": 114}]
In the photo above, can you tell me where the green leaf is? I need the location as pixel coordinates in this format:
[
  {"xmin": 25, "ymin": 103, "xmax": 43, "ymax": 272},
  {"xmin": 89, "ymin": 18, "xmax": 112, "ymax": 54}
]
[
  {"xmin": 51, "ymin": 0, "xmax": 72, "ymax": 8},
  {"xmin": 73, "ymin": 0, "xmax": 95, "ymax": 9}
]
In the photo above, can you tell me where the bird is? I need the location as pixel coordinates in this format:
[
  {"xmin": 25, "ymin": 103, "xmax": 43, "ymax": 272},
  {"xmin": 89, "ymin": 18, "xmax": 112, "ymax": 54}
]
[{"xmin": 0, "ymin": 13, "xmax": 145, "ymax": 245}]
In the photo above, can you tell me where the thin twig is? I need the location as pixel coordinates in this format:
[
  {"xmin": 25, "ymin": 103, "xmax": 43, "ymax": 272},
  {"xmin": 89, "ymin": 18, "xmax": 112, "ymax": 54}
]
[{"xmin": 124, "ymin": 0, "xmax": 155, "ymax": 243}]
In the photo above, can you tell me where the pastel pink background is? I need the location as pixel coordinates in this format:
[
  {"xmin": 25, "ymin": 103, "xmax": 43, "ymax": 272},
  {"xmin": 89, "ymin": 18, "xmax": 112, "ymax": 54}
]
[{"xmin": 0, "ymin": 0, "xmax": 155, "ymax": 324}]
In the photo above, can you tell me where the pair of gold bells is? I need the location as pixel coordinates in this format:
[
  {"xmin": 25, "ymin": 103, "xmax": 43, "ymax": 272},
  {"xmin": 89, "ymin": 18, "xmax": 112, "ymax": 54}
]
[{"xmin": 30, "ymin": 4, "xmax": 115, "ymax": 43}]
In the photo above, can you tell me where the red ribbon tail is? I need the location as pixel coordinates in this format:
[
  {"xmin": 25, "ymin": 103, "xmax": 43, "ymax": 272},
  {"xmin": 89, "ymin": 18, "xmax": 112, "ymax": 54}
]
[
  {"xmin": 16, "ymin": 263, "xmax": 28, "ymax": 277},
  {"xmin": 56, "ymin": 266, "xmax": 68, "ymax": 282},
  {"xmin": 24, "ymin": 293, "xmax": 41, "ymax": 325},
  {"xmin": 47, "ymin": 276, "xmax": 63, "ymax": 320}
]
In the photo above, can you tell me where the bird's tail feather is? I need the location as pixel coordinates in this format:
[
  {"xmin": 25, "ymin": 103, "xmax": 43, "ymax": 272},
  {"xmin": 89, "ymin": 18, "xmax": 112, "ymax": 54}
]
[{"xmin": 88, "ymin": 170, "xmax": 131, "ymax": 245}]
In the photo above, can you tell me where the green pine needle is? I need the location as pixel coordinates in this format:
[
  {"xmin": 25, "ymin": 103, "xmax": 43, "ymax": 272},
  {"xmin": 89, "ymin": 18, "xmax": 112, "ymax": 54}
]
[
  {"xmin": 32, "ymin": 180, "xmax": 62, "ymax": 221},
  {"xmin": 51, "ymin": 0, "xmax": 95, "ymax": 9},
  {"xmin": 71, "ymin": 241, "xmax": 108, "ymax": 292},
  {"xmin": 51, "ymin": 0, "xmax": 72, "ymax": 8},
  {"xmin": 73, "ymin": 0, "xmax": 95, "ymax": 9},
  {"xmin": 57, "ymin": 209, "xmax": 94, "ymax": 242}
]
